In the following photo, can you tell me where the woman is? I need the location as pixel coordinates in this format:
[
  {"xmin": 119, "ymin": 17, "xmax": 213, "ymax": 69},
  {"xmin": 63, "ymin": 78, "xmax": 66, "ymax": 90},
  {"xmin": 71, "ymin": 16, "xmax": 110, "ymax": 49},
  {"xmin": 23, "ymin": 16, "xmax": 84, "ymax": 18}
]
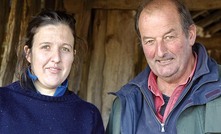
[{"xmin": 0, "ymin": 10, "xmax": 104, "ymax": 134}]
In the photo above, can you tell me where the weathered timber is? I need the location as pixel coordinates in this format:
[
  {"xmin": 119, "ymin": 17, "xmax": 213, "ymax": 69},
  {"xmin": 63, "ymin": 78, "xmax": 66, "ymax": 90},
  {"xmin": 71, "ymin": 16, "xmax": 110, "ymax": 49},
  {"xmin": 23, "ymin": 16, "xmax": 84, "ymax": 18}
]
[
  {"xmin": 101, "ymin": 10, "xmax": 138, "ymax": 126},
  {"xmin": 196, "ymin": 10, "xmax": 221, "ymax": 27},
  {"xmin": 86, "ymin": 10, "xmax": 107, "ymax": 110},
  {"xmin": 191, "ymin": 10, "xmax": 208, "ymax": 19},
  {"xmin": 0, "ymin": 0, "xmax": 23, "ymax": 86},
  {"xmin": 196, "ymin": 35, "xmax": 221, "ymax": 50},
  {"xmin": 207, "ymin": 22, "xmax": 221, "ymax": 35},
  {"xmin": 67, "ymin": 0, "xmax": 92, "ymax": 98},
  {"xmin": 0, "ymin": 0, "xmax": 10, "ymax": 67},
  {"xmin": 64, "ymin": 0, "xmax": 221, "ymax": 11}
]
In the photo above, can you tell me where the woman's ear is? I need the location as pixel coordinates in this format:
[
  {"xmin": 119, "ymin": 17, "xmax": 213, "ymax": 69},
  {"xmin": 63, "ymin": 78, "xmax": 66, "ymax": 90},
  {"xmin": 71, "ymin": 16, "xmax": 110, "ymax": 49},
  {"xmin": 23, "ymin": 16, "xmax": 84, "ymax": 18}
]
[{"xmin": 24, "ymin": 45, "xmax": 31, "ymax": 63}]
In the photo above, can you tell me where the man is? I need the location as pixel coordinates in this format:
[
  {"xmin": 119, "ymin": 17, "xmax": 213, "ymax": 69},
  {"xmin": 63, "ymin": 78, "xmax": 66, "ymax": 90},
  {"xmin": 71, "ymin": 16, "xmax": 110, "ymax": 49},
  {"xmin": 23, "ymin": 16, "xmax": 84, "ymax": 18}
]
[{"xmin": 106, "ymin": 0, "xmax": 221, "ymax": 133}]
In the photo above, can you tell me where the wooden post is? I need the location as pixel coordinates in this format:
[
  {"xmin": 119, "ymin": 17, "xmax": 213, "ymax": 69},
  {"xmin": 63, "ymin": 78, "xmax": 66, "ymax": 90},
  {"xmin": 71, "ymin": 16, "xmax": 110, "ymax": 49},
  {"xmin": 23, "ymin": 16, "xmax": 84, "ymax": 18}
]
[{"xmin": 0, "ymin": 0, "xmax": 23, "ymax": 86}]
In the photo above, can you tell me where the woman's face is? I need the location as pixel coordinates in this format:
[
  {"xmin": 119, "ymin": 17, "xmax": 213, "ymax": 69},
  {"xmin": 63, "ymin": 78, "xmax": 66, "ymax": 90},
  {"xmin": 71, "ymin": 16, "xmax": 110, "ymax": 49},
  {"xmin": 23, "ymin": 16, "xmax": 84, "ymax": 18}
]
[{"xmin": 25, "ymin": 24, "xmax": 74, "ymax": 94}]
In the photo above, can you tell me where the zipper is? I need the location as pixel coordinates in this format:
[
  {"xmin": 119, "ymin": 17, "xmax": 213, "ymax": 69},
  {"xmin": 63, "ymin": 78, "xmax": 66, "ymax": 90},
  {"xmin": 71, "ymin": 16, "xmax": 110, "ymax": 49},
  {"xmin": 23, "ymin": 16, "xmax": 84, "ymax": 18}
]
[
  {"xmin": 139, "ymin": 88, "xmax": 166, "ymax": 132},
  {"xmin": 162, "ymin": 78, "xmax": 206, "ymax": 129},
  {"xmin": 161, "ymin": 123, "xmax": 165, "ymax": 132},
  {"xmin": 139, "ymin": 79, "xmax": 196, "ymax": 132},
  {"xmin": 163, "ymin": 80, "xmax": 195, "ymax": 124},
  {"xmin": 135, "ymin": 77, "xmax": 205, "ymax": 132}
]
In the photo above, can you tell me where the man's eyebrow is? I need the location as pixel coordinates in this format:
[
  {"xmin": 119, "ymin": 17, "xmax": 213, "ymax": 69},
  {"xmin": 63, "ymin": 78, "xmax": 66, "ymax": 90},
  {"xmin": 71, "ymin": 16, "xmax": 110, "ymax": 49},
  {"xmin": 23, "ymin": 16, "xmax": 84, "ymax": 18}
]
[
  {"xmin": 142, "ymin": 29, "xmax": 176, "ymax": 39},
  {"xmin": 142, "ymin": 36, "xmax": 154, "ymax": 40},
  {"xmin": 164, "ymin": 29, "xmax": 175, "ymax": 35}
]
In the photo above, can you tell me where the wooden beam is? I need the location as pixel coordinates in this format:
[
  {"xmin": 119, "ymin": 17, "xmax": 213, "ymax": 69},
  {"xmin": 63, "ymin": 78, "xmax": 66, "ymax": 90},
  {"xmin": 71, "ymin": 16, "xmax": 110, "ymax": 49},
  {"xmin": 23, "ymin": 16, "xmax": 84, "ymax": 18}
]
[
  {"xmin": 196, "ymin": 10, "xmax": 221, "ymax": 27},
  {"xmin": 63, "ymin": 0, "xmax": 90, "ymax": 13},
  {"xmin": 90, "ymin": 0, "xmax": 221, "ymax": 10},
  {"xmin": 87, "ymin": 0, "xmax": 142, "ymax": 10},
  {"xmin": 191, "ymin": 10, "xmax": 208, "ymax": 19},
  {"xmin": 196, "ymin": 35, "xmax": 221, "ymax": 50},
  {"xmin": 207, "ymin": 22, "xmax": 221, "ymax": 35},
  {"xmin": 183, "ymin": 0, "xmax": 221, "ymax": 10},
  {"xmin": 64, "ymin": 0, "xmax": 221, "ymax": 12}
]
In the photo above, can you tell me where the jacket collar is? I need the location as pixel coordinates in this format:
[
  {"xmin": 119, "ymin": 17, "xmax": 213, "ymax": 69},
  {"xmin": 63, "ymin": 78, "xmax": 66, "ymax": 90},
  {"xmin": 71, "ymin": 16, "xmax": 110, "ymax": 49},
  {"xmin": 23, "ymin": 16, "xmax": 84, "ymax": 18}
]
[{"xmin": 129, "ymin": 43, "xmax": 221, "ymax": 104}]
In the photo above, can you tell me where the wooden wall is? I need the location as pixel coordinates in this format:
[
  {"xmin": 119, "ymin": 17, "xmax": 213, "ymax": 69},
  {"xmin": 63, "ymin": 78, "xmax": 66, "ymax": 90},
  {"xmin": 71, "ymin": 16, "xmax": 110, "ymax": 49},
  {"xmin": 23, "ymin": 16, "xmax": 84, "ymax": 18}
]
[{"xmin": 0, "ymin": 0, "xmax": 221, "ymax": 127}]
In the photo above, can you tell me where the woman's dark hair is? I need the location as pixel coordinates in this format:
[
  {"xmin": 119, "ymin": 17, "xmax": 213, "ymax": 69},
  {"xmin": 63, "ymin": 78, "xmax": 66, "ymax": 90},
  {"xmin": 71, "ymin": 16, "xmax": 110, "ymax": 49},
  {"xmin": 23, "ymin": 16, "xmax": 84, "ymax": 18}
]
[{"xmin": 16, "ymin": 9, "xmax": 78, "ymax": 81}]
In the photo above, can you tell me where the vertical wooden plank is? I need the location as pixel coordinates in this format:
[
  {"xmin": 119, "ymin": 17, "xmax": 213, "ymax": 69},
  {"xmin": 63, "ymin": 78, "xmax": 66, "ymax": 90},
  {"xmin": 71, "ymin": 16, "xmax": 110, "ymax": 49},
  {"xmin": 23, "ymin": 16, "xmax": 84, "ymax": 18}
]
[
  {"xmin": 27, "ymin": 0, "xmax": 42, "ymax": 15},
  {"xmin": 0, "ymin": 0, "xmax": 10, "ymax": 67},
  {"xmin": 101, "ymin": 10, "xmax": 138, "ymax": 126},
  {"xmin": 86, "ymin": 10, "xmax": 107, "ymax": 110},
  {"xmin": 55, "ymin": 0, "xmax": 65, "ymax": 10},
  {"xmin": 0, "ymin": 0, "xmax": 23, "ymax": 86},
  {"xmin": 13, "ymin": 0, "xmax": 42, "ymax": 82},
  {"xmin": 0, "ymin": 0, "xmax": 43, "ymax": 86},
  {"xmin": 63, "ymin": 0, "xmax": 88, "ymax": 14},
  {"xmin": 67, "ymin": 0, "xmax": 92, "ymax": 99},
  {"xmin": 44, "ymin": 0, "xmax": 56, "ymax": 10},
  {"xmin": 208, "ymin": 49, "xmax": 221, "ymax": 64}
]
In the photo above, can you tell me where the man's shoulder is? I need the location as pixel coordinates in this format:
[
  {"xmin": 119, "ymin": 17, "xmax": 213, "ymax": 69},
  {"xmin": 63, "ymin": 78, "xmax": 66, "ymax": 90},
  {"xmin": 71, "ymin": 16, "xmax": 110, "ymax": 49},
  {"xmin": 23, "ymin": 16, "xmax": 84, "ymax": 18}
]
[
  {"xmin": 116, "ymin": 82, "xmax": 142, "ymax": 98},
  {"xmin": 204, "ymin": 95, "xmax": 221, "ymax": 133},
  {"xmin": 206, "ymin": 95, "xmax": 221, "ymax": 106},
  {"xmin": 117, "ymin": 66, "xmax": 150, "ymax": 92}
]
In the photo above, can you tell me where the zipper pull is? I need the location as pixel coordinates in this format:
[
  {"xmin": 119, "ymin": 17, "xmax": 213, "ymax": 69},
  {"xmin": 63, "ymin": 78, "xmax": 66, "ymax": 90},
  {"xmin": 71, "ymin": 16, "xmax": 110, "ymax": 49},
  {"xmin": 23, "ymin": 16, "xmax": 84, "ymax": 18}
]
[{"xmin": 161, "ymin": 123, "xmax": 165, "ymax": 132}]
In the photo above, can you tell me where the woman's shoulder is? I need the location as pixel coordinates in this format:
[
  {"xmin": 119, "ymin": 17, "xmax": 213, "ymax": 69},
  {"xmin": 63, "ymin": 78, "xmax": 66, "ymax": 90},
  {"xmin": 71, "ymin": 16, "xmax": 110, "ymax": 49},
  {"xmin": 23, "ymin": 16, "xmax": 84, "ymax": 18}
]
[
  {"xmin": 73, "ymin": 96, "xmax": 101, "ymax": 113},
  {"xmin": 0, "ymin": 81, "xmax": 21, "ymax": 92}
]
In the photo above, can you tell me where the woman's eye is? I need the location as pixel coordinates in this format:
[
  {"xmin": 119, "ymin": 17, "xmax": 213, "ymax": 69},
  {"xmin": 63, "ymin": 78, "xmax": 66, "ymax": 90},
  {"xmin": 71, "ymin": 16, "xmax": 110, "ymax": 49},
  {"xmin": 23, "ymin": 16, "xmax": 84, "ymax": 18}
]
[
  {"xmin": 61, "ymin": 47, "xmax": 70, "ymax": 52},
  {"xmin": 41, "ymin": 45, "xmax": 50, "ymax": 50}
]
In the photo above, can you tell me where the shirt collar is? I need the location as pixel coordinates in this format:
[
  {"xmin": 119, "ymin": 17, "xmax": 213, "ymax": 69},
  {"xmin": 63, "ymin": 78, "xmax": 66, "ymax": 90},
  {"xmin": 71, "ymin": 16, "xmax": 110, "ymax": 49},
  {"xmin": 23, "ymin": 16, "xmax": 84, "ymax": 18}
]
[
  {"xmin": 148, "ymin": 52, "xmax": 198, "ymax": 95},
  {"xmin": 27, "ymin": 68, "xmax": 68, "ymax": 97}
]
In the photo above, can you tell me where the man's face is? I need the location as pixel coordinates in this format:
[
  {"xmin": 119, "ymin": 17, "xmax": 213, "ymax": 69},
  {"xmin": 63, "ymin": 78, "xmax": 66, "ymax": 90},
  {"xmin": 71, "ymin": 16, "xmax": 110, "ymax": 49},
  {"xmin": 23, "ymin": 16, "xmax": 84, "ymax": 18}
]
[{"xmin": 138, "ymin": 4, "xmax": 196, "ymax": 82}]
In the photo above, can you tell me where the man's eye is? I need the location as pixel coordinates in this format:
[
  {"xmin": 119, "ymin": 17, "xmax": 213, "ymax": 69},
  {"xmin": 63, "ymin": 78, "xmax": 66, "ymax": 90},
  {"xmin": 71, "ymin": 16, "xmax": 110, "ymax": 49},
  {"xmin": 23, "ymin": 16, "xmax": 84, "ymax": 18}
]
[
  {"xmin": 143, "ymin": 40, "xmax": 154, "ymax": 45},
  {"xmin": 165, "ymin": 36, "xmax": 174, "ymax": 40}
]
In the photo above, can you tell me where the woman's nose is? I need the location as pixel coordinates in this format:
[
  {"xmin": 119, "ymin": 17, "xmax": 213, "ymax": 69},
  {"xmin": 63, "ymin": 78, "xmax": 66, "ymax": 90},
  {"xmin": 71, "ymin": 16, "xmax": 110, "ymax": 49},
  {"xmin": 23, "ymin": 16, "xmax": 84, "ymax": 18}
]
[{"xmin": 51, "ymin": 49, "xmax": 61, "ymax": 63}]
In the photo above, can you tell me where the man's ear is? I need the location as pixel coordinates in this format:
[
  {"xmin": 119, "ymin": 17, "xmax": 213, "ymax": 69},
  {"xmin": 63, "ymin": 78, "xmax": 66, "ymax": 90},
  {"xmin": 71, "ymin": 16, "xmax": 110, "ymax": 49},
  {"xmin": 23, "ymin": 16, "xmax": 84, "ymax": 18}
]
[
  {"xmin": 24, "ymin": 45, "xmax": 31, "ymax": 63},
  {"xmin": 188, "ymin": 24, "xmax": 197, "ymax": 46}
]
